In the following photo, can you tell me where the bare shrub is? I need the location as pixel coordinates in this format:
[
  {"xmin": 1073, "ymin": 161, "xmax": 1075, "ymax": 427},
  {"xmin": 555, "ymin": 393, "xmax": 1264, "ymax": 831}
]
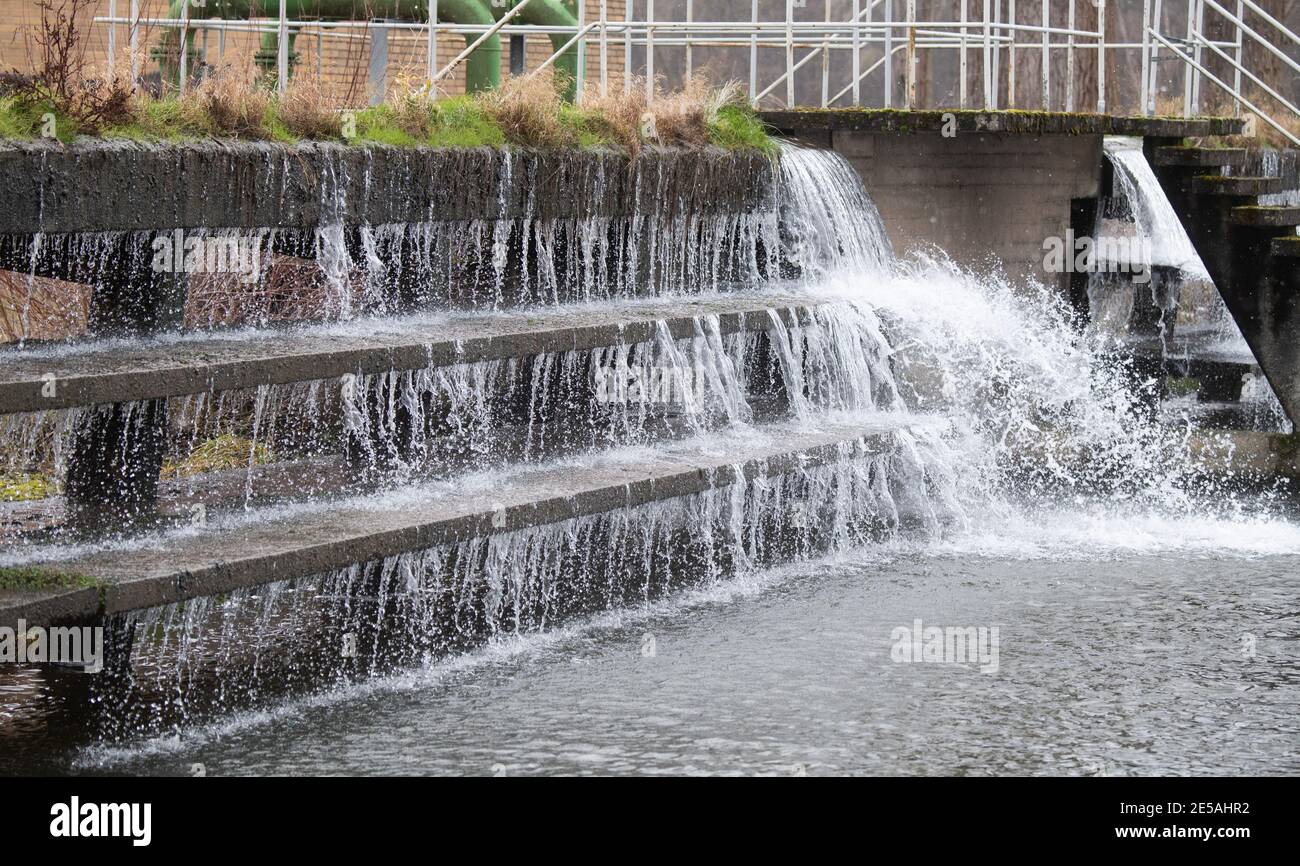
[{"xmin": 12, "ymin": 0, "xmax": 137, "ymax": 133}]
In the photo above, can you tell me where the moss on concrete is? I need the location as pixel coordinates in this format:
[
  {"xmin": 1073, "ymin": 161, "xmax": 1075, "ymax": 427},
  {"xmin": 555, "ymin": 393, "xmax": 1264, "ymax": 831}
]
[
  {"xmin": 758, "ymin": 107, "xmax": 1245, "ymax": 138},
  {"xmin": 0, "ymin": 473, "xmax": 57, "ymax": 502},
  {"xmin": 0, "ymin": 566, "xmax": 100, "ymax": 592}
]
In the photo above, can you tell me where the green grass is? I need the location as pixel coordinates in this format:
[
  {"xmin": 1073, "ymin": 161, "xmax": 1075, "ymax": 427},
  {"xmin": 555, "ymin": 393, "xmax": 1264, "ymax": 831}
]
[
  {"xmin": 102, "ymin": 98, "xmax": 206, "ymax": 142},
  {"xmin": 161, "ymin": 434, "xmax": 274, "ymax": 479},
  {"xmin": 0, "ymin": 566, "xmax": 99, "ymax": 592},
  {"xmin": 351, "ymin": 104, "xmax": 423, "ymax": 147},
  {"xmin": 428, "ymin": 96, "xmax": 506, "ymax": 148},
  {"xmin": 0, "ymin": 96, "xmax": 78, "ymax": 142},
  {"xmin": 708, "ymin": 104, "xmax": 778, "ymax": 155},
  {"xmin": 557, "ymin": 103, "xmax": 618, "ymax": 149},
  {"xmin": 1, "ymin": 90, "xmax": 778, "ymax": 155}
]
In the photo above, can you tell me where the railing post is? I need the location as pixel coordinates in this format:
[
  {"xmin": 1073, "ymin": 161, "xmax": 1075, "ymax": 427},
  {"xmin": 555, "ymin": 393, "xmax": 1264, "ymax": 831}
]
[
  {"xmin": 853, "ymin": 0, "xmax": 862, "ymax": 107},
  {"xmin": 599, "ymin": 0, "xmax": 608, "ymax": 98},
  {"xmin": 1151, "ymin": 0, "xmax": 1167, "ymax": 117},
  {"xmin": 884, "ymin": 0, "xmax": 893, "ymax": 107},
  {"xmin": 179, "ymin": 0, "xmax": 189, "ymax": 94},
  {"xmin": 576, "ymin": 0, "xmax": 586, "ymax": 101},
  {"xmin": 1140, "ymin": 0, "xmax": 1151, "ymax": 115},
  {"xmin": 822, "ymin": 1, "xmax": 831, "ymax": 107},
  {"xmin": 624, "ymin": 0, "xmax": 632, "ymax": 94},
  {"xmin": 960, "ymin": 0, "xmax": 968, "ymax": 109},
  {"xmin": 278, "ymin": 0, "xmax": 289, "ymax": 95},
  {"xmin": 1041, "ymin": 0, "xmax": 1049, "ymax": 109},
  {"xmin": 1008, "ymin": 0, "xmax": 1016, "ymax": 108},
  {"xmin": 992, "ymin": 0, "xmax": 1002, "ymax": 109},
  {"xmin": 1066, "ymin": 0, "xmax": 1075, "ymax": 111},
  {"xmin": 983, "ymin": 0, "xmax": 992, "ymax": 108},
  {"xmin": 129, "ymin": 0, "xmax": 139, "ymax": 80},
  {"xmin": 1182, "ymin": 0, "xmax": 1195, "ymax": 115},
  {"xmin": 1231, "ymin": 0, "xmax": 1243, "ymax": 115},
  {"xmin": 647, "ymin": 0, "xmax": 655, "ymax": 102},
  {"xmin": 685, "ymin": 0, "xmax": 693, "ymax": 82},
  {"xmin": 905, "ymin": 0, "xmax": 916, "ymax": 109},
  {"xmin": 428, "ymin": 0, "xmax": 438, "ymax": 87},
  {"xmin": 786, "ymin": 0, "xmax": 795, "ymax": 108},
  {"xmin": 1097, "ymin": 0, "xmax": 1106, "ymax": 112},
  {"xmin": 1191, "ymin": 0, "xmax": 1204, "ymax": 114},
  {"xmin": 108, "ymin": 0, "xmax": 117, "ymax": 71},
  {"xmin": 749, "ymin": 0, "xmax": 758, "ymax": 102}
]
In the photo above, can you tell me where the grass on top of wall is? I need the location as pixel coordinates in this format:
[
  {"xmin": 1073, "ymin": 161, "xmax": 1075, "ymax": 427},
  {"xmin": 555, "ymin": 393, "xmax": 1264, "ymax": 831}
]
[{"xmin": 0, "ymin": 67, "xmax": 777, "ymax": 156}]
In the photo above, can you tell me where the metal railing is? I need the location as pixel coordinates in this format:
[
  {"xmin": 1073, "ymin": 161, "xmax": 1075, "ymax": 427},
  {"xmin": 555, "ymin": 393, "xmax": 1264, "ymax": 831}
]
[{"xmin": 96, "ymin": 1, "xmax": 1298, "ymax": 136}]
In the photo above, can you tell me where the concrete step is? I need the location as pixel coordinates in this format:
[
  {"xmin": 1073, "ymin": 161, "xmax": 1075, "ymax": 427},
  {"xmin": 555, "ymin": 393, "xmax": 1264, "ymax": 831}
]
[
  {"xmin": 1187, "ymin": 175, "xmax": 1284, "ymax": 196},
  {"xmin": 1230, "ymin": 205, "xmax": 1300, "ymax": 227},
  {"xmin": 0, "ymin": 419, "xmax": 914, "ymax": 628},
  {"xmin": 1154, "ymin": 146, "xmax": 1248, "ymax": 168},
  {"xmin": 1271, "ymin": 236, "xmax": 1300, "ymax": 258},
  {"xmin": 0, "ymin": 292, "xmax": 819, "ymax": 415}
]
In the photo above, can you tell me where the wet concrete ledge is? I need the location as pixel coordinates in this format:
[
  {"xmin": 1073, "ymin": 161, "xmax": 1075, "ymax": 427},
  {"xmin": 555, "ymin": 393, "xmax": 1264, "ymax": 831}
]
[
  {"xmin": 0, "ymin": 421, "xmax": 900, "ymax": 629},
  {"xmin": 0, "ymin": 142, "xmax": 777, "ymax": 235},
  {"xmin": 0, "ymin": 293, "xmax": 819, "ymax": 414},
  {"xmin": 759, "ymin": 109, "xmax": 1247, "ymax": 139}
]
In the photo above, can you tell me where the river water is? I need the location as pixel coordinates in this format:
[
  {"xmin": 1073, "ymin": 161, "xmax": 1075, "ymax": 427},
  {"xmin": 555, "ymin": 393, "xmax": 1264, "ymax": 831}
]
[{"xmin": 3, "ymin": 509, "xmax": 1272, "ymax": 776}]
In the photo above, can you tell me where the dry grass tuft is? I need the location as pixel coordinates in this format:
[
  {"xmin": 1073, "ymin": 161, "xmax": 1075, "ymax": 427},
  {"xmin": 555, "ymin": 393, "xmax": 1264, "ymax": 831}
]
[
  {"xmin": 652, "ymin": 76, "xmax": 745, "ymax": 147},
  {"xmin": 479, "ymin": 72, "xmax": 575, "ymax": 148},
  {"xmin": 188, "ymin": 57, "xmax": 270, "ymax": 139},
  {"xmin": 582, "ymin": 79, "xmax": 650, "ymax": 154},
  {"xmin": 276, "ymin": 75, "xmax": 343, "ymax": 140},
  {"xmin": 584, "ymin": 75, "xmax": 749, "ymax": 153}
]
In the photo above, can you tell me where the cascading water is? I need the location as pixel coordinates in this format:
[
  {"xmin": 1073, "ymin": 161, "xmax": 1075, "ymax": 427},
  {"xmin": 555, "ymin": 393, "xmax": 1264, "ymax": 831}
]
[
  {"xmin": 1095, "ymin": 138, "xmax": 1292, "ymax": 433},
  {"xmin": 5, "ymin": 143, "xmax": 1296, "ymax": 765}
]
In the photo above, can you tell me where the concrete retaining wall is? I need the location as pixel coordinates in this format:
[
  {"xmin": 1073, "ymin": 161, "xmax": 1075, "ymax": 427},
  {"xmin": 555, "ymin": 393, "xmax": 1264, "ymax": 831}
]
[
  {"xmin": 829, "ymin": 130, "xmax": 1103, "ymax": 287},
  {"xmin": 0, "ymin": 141, "xmax": 777, "ymax": 234}
]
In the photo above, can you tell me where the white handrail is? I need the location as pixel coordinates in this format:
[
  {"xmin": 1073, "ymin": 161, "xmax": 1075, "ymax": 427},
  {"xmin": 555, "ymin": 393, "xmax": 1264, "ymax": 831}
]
[
  {"xmin": 1150, "ymin": 29, "xmax": 1300, "ymax": 146},
  {"xmin": 89, "ymin": 5, "xmax": 1298, "ymax": 133}
]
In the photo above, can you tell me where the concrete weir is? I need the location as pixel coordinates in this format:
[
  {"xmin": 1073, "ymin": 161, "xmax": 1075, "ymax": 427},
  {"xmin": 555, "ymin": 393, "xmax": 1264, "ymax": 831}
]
[
  {"xmin": 0, "ymin": 421, "xmax": 912, "ymax": 629},
  {"xmin": 0, "ymin": 141, "xmax": 793, "ymax": 544},
  {"xmin": 0, "ymin": 293, "xmax": 816, "ymax": 414}
]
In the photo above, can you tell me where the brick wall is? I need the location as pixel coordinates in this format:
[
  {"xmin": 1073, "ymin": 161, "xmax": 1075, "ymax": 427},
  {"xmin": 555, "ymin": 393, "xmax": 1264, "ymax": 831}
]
[{"xmin": 1, "ymin": 0, "xmax": 629, "ymax": 105}]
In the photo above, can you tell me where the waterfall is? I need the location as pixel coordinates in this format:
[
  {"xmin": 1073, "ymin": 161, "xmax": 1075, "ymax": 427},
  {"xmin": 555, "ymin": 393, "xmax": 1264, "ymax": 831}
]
[
  {"xmin": 1102, "ymin": 138, "xmax": 1207, "ymax": 274},
  {"xmin": 6, "ymin": 142, "xmax": 1293, "ymax": 747}
]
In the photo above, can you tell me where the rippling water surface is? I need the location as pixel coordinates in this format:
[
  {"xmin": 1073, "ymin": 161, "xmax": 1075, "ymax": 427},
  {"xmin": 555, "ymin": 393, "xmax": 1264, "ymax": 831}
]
[{"xmin": 47, "ymin": 528, "xmax": 1296, "ymax": 777}]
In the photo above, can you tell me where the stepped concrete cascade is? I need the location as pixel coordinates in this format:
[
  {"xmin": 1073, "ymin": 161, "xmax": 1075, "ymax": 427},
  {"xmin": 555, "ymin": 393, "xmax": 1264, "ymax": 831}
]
[
  {"xmin": 0, "ymin": 145, "xmax": 913, "ymax": 643},
  {"xmin": 0, "ymin": 293, "xmax": 909, "ymax": 545},
  {"xmin": 0, "ymin": 419, "xmax": 948, "ymax": 630},
  {"xmin": 1145, "ymin": 138, "xmax": 1300, "ymax": 427},
  {"xmin": 1, "ymin": 144, "xmax": 821, "ymax": 533},
  {"xmin": 0, "ymin": 293, "xmax": 821, "ymax": 415},
  {"xmin": 4, "ymin": 130, "xmax": 1293, "ymax": 746}
]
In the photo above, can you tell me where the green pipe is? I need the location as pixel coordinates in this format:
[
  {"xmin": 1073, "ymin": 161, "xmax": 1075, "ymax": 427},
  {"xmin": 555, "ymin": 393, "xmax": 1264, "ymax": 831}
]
[
  {"xmin": 487, "ymin": 0, "xmax": 578, "ymax": 101},
  {"xmin": 162, "ymin": 0, "xmax": 501, "ymax": 93}
]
